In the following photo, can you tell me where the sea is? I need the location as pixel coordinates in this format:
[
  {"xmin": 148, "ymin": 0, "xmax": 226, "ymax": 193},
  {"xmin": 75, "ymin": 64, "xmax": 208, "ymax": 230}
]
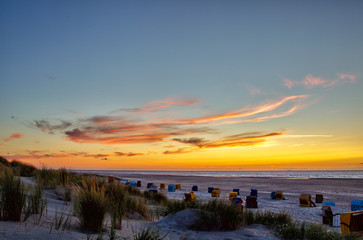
[{"xmin": 77, "ymin": 170, "xmax": 363, "ymax": 179}]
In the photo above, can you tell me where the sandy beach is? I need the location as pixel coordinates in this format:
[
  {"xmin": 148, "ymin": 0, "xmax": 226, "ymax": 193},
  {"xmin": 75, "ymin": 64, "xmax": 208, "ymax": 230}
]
[
  {"xmin": 112, "ymin": 173, "xmax": 363, "ymax": 222},
  {"xmin": 1, "ymin": 173, "xmax": 362, "ymax": 240}
]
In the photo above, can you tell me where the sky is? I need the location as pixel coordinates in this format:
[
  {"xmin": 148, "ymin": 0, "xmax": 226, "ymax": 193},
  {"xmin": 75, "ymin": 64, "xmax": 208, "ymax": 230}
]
[{"xmin": 1, "ymin": 1, "xmax": 363, "ymax": 170}]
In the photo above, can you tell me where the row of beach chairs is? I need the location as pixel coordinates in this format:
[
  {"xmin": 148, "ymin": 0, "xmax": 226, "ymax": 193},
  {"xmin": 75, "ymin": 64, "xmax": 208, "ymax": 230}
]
[{"xmin": 113, "ymin": 177, "xmax": 363, "ymax": 234}]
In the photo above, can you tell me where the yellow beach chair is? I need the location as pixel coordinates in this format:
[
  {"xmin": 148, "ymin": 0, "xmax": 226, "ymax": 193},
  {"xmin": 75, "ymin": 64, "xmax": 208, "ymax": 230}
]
[
  {"xmin": 340, "ymin": 211, "xmax": 363, "ymax": 234},
  {"xmin": 175, "ymin": 184, "xmax": 181, "ymax": 190},
  {"xmin": 160, "ymin": 183, "xmax": 165, "ymax": 189},
  {"xmin": 184, "ymin": 192, "xmax": 196, "ymax": 202},
  {"xmin": 212, "ymin": 189, "xmax": 220, "ymax": 198},
  {"xmin": 229, "ymin": 192, "xmax": 238, "ymax": 202},
  {"xmin": 299, "ymin": 194, "xmax": 316, "ymax": 207},
  {"xmin": 275, "ymin": 191, "xmax": 284, "ymax": 200}
]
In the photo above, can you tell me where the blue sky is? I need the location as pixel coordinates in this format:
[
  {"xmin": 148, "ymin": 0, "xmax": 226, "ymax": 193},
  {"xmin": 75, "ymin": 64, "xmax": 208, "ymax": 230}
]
[{"xmin": 1, "ymin": 1, "xmax": 362, "ymax": 170}]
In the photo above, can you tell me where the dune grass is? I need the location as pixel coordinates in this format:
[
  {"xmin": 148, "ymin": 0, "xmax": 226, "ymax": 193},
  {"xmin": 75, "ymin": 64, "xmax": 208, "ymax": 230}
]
[
  {"xmin": 73, "ymin": 177, "xmax": 107, "ymax": 232},
  {"xmin": 192, "ymin": 199, "xmax": 243, "ymax": 231},
  {"xmin": 36, "ymin": 165, "xmax": 81, "ymax": 189},
  {"xmin": 126, "ymin": 226, "xmax": 168, "ymax": 240},
  {"xmin": 105, "ymin": 182, "xmax": 128, "ymax": 229},
  {"xmin": 143, "ymin": 190, "xmax": 168, "ymax": 204},
  {"xmin": 161, "ymin": 198, "xmax": 361, "ymax": 239},
  {"xmin": 0, "ymin": 156, "xmax": 36, "ymax": 177},
  {"xmin": 0, "ymin": 170, "xmax": 26, "ymax": 221}
]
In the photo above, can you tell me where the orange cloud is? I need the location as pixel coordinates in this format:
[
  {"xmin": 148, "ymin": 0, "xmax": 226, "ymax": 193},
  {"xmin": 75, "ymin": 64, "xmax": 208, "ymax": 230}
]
[
  {"xmin": 282, "ymin": 73, "xmax": 358, "ymax": 89},
  {"xmin": 32, "ymin": 95, "xmax": 306, "ymax": 149},
  {"xmin": 4, "ymin": 133, "xmax": 23, "ymax": 142},
  {"xmin": 167, "ymin": 131, "xmax": 284, "ymax": 154}
]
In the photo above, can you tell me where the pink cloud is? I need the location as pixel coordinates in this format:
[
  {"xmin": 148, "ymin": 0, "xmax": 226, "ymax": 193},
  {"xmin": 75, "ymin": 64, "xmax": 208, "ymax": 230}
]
[
  {"xmin": 4, "ymin": 133, "xmax": 23, "ymax": 142},
  {"xmin": 112, "ymin": 96, "xmax": 201, "ymax": 114},
  {"xmin": 282, "ymin": 73, "xmax": 358, "ymax": 89},
  {"xmin": 247, "ymin": 86, "xmax": 263, "ymax": 95}
]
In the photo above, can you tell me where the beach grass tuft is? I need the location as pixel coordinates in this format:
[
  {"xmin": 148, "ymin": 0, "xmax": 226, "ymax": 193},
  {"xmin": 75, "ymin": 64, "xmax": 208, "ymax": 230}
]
[
  {"xmin": 128, "ymin": 226, "xmax": 168, "ymax": 240},
  {"xmin": 0, "ymin": 170, "xmax": 26, "ymax": 221},
  {"xmin": 196, "ymin": 199, "xmax": 243, "ymax": 231},
  {"xmin": 143, "ymin": 191, "xmax": 168, "ymax": 204},
  {"xmin": 36, "ymin": 165, "xmax": 82, "ymax": 189},
  {"xmin": 73, "ymin": 177, "xmax": 107, "ymax": 232},
  {"xmin": 105, "ymin": 182, "xmax": 127, "ymax": 229}
]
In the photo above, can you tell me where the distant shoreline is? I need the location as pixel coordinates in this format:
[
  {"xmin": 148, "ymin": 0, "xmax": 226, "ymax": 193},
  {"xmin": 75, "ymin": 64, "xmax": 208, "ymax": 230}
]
[{"xmin": 74, "ymin": 169, "xmax": 363, "ymax": 180}]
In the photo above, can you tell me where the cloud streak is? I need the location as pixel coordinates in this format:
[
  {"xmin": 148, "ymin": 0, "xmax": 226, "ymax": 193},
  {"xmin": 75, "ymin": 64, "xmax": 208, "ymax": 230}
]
[
  {"xmin": 3, "ymin": 133, "xmax": 23, "ymax": 142},
  {"xmin": 31, "ymin": 95, "xmax": 307, "ymax": 152},
  {"xmin": 166, "ymin": 131, "xmax": 284, "ymax": 154},
  {"xmin": 282, "ymin": 73, "xmax": 358, "ymax": 89},
  {"xmin": 113, "ymin": 97, "xmax": 201, "ymax": 114},
  {"xmin": 33, "ymin": 120, "xmax": 72, "ymax": 134},
  {"xmin": 5, "ymin": 150, "xmax": 144, "ymax": 161}
]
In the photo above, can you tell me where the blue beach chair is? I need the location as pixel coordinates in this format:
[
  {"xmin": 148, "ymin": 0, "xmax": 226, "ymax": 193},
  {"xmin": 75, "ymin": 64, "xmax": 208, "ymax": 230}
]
[
  {"xmin": 351, "ymin": 200, "xmax": 363, "ymax": 211},
  {"xmin": 168, "ymin": 184, "xmax": 175, "ymax": 192}
]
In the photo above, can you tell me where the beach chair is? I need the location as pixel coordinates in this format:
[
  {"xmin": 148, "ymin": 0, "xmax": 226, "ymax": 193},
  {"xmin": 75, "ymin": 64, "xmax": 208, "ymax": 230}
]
[
  {"xmin": 137, "ymin": 181, "xmax": 142, "ymax": 187},
  {"xmin": 160, "ymin": 183, "xmax": 166, "ymax": 189},
  {"xmin": 184, "ymin": 192, "xmax": 196, "ymax": 202},
  {"xmin": 321, "ymin": 206, "xmax": 334, "ymax": 226},
  {"xmin": 149, "ymin": 189, "xmax": 158, "ymax": 194},
  {"xmin": 271, "ymin": 191, "xmax": 276, "ymax": 199},
  {"xmin": 275, "ymin": 191, "xmax": 284, "ymax": 200},
  {"xmin": 250, "ymin": 189, "xmax": 258, "ymax": 199},
  {"xmin": 208, "ymin": 187, "xmax": 214, "ymax": 193},
  {"xmin": 214, "ymin": 187, "xmax": 221, "ymax": 194},
  {"xmin": 299, "ymin": 194, "xmax": 316, "ymax": 207},
  {"xmin": 212, "ymin": 189, "xmax": 220, "ymax": 197},
  {"xmin": 192, "ymin": 185, "xmax": 198, "ymax": 191},
  {"xmin": 233, "ymin": 188, "xmax": 240, "ymax": 195},
  {"xmin": 316, "ymin": 194, "xmax": 324, "ymax": 203},
  {"xmin": 322, "ymin": 201, "xmax": 335, "ymax": 206},
  {"xmin": 232, "ymin": 197, "xmax": 243, "ymax": 212},
  {"xmin": 120, "ymin": 179, "xmax": 128, "ymax": 184},
  {"xmin": 229, "ymin": 192, "xmax": 238, "ymax": 203},
  {"xmin": 108, "ymin": 176, "xmax": 114, "ymax": 183},
  {"xmin": 129, "ymin": 181, "xmax": 136, "ymax": 188},
  {"xmin": 340, "ymin": 210, "xmax": 363, "ymax": 234},
  {"xmin": 246, "ymin": 196, "xmax": 258, "ymax": 208},
  {"xmin": 147, "ymin": 182, "xmax": 154, "ymax": 188},
  {"xmin": 168, "ymin": 184, "xmax": 175, "ymax": 192},
  {"xmin": 175, "ymin": 184, "xmax": 181, "ymax": 190},
  {"xmin": 351, "ymin": 200, "xmax": 363, "ymax": 211}
]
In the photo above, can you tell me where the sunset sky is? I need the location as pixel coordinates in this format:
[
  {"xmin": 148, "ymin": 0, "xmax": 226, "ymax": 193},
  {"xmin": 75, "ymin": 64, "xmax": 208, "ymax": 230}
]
[{"xmin": 1, "ymin": 1, "xmax": 362, "ymax": 170}]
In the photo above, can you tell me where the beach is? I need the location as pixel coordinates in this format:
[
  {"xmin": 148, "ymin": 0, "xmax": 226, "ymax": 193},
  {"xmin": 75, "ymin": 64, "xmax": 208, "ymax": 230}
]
[
  {"xmin": 1, "ymin": 172, "xmax": 362, "ymax": 240},
  {"xmin": 111, "ymin": 172, "xmax": 363, "ymax": 223}
]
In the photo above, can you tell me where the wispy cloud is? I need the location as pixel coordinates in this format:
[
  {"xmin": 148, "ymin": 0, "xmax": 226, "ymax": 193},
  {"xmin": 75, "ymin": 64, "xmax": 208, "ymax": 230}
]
[
  {"xmin": 33, "ymin": 120, "xmax": 72, "ymax": 134},
  {"xmin": 112, "ymin": 96, "xmax": 201, "ymax": 114},
  {"xmin": 247, "ymin": 86, "xmax": 264, "ymax": 95},
  {"xmin": 31, "ymin": 95, "xmax": 307, "ymax": 153},
  {"xmin": 164, "ymin": 147, "xmax": 197, "ymax": 155},
  {"xmin": 282, "ymin": 73, "xmax": 358, "ymax": 89},
  {"xmin": 3, "ymin": 133, "xmax": 23, "ymax": 142},
  {"xmin": 5, "ymin": 150, "xmax": 144, "ymax": 161},
  {"xmin": 166, "ymin": 131, "xmax": 284, "ymax": 154}
]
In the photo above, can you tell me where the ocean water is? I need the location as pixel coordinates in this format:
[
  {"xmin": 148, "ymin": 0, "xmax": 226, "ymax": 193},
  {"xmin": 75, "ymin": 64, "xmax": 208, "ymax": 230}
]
[{"xmin": 79, "ymin": 170, "xmax": 363, "ymax": 179}]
